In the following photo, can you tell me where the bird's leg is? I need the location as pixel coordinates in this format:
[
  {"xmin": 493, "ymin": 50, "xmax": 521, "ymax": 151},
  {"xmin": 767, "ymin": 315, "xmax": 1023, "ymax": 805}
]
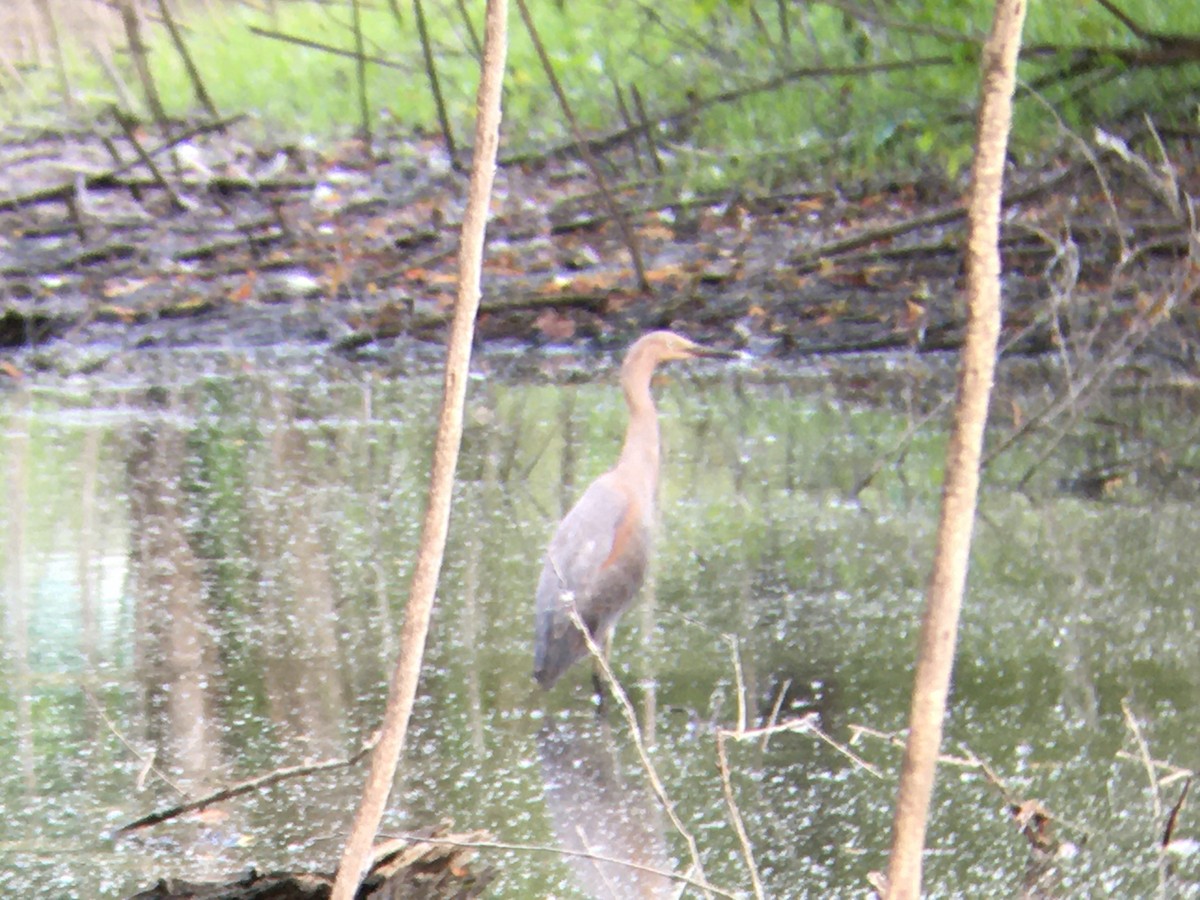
[{"xmin": 592, "ymin": 630, "xmax": 613, "ymax": 716}]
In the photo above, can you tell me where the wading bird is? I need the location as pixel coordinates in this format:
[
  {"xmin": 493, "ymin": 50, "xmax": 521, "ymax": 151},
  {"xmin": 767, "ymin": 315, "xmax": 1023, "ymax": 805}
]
[{"xmin": 533, "ymin": 331, "xmax": 732, "ymax": 693}]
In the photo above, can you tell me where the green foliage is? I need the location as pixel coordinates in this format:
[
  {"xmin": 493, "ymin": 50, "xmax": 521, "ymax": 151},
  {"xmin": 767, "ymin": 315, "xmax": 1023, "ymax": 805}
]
[{"xmin": 3, "ymin": 0, "xmax": 1199, "ymax": 188}]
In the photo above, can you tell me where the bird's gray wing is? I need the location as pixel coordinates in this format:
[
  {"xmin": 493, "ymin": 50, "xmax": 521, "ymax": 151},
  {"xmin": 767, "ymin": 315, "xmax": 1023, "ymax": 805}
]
[
  {"xmin": 534, "ymin": 474, "xmax": 633, "ymax": 687},
  {"xmin": 545, "ymin": 474, "xmax": 630, "ymax": 595}
]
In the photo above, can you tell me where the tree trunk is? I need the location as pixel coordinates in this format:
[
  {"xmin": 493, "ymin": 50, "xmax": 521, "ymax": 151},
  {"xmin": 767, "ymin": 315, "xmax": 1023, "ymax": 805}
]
[
  {"xmin": 883, "ymin": 2, "xmax": 1027, "ymax": 897},
  {"xmin": 327, "ymin": 1, "xmax": 509, "ymax": 896}
]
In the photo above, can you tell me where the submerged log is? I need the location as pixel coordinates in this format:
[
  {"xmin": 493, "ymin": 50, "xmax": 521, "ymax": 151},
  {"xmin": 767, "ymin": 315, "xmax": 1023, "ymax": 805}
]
[{"xmin": 129, "ymin": 829, "xmax": 495, "ymax": 900}]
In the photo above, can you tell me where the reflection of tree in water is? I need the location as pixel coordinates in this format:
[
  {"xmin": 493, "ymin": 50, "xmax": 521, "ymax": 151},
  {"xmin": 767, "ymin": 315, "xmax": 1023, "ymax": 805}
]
[
  {"xmin": 128, "ymin": 407, "xmax": 222, "ymax": 790},
  {"xmin": 248, "ymin": 398, "xmax": 345, "ymax": 756},
  {"xmin": 538, "ymin": 717, "xmax": 676, "ymax": 899},
  {"xmin": 5, "ymin": 390, "xmax": 35, "ymax": 794}
]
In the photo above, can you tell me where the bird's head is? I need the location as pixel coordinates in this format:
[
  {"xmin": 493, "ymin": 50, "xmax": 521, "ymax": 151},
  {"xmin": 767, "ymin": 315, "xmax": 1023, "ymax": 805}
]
[{"xmin": 629, "ymin": 330, "xmax": 735, "ymax": 365}]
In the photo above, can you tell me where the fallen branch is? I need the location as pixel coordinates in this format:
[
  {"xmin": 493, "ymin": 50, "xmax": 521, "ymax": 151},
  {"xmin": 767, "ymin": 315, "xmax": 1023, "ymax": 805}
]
[
  {"xmin": 117, "ymin": 733, "xmax": 379, "ymax": 834},
  {"xmin": 791, "ymin": 164, "xmax": 1080, "ymax": 270},
  {"xmin": 0, "ymin": 115, "xmax": 245, "ymax": 213},
  {"xmin": 112, "ymin": 107, "xmax": 188, "ymax": 212},
  {"xmin": 377, "ymin": 830, "xmax": 735, "ymax": 898},
  {"xmin": 128, "ymin": 826, "xmax": 494, "ymax": 899}
]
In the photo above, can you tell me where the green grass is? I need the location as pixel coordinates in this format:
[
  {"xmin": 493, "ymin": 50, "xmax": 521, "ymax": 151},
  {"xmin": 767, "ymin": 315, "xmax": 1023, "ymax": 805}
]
[{"xmin": 3, "ymin": 0, "xmax": 1198, "ymax": 189}]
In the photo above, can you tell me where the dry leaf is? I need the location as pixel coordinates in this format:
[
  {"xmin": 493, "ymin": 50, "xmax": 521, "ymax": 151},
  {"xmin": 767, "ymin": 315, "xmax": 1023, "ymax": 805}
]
[
  {"xmin": 902, "ymin": 298, "xmax": 927, "ymax": 328},
  {"xmin": 639, "ymin": 223, "xmax": 675, "ymax": 242},
  {"xmin": 644, "ymin": 263, "xmax": 688, "ymax": 285},
  {"xmin": 535, "ymin": 309, "xmax": 576, "ymax": 340},
  {"xmin": 102, "ymin": 277, "xmax": 155, "ymax": 299},
  {"xmin": 230, "ymin": 271, "xmax": 257, "ymax": 304}
]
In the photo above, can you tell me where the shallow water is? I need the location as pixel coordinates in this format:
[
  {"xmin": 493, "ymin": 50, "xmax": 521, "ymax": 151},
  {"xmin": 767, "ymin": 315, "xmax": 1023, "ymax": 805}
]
[{"xmin": 1, "ymin": 348, "xmax": 1198, "ymax": 898}]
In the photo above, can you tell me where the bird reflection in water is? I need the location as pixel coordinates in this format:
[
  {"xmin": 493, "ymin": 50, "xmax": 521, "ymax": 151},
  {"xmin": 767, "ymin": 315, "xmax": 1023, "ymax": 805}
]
[{"xmin": 538, "ymin": 717, "xmax": 677, "ymax": 899}]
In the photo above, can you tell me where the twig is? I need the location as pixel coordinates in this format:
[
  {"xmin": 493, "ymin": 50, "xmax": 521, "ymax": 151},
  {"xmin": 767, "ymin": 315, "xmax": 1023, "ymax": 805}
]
[
  {"xmin": 959, "ymin": 744, "xmax": 1092, "ymax": 841},
  {"xmin": 849, "ymin": 723, "xmax": 978, "ymax": 769},
  {"xmin": 1092, "ymin": 0, "xmax": 1200, "ymax": 51},
  {"xmin": 820, "ymin": 0, "xmax": 981, "ymax": 46},
  {"xmin": 760, "ymin": 678, "xmax": 790, "ymax": 752},
  {"xmin": 155, "ymin": 0, "xmax": 220, "ymax": 120},
  {"xmin": 630, "ymin": 84, "xmax": 664, "ymax": 176},
  {"xmin": 729, "ymin": 718, "xmax": 883, "ymax": 779},
  {"xmin": 246, "ymin": 25, "xmax": 408, "ymax": 70},
  {"xmin": 514, "ymin": 0, "xmax": 650, "ymax": 293},
  {"xmin": 716, "ymin": 731, "xmax": 765, "ymax": 900},
  {"xmin": 852, "ymin": 399, "xmax": 952, "ymax": 498},
  {"xmin": 1018, "ymin": 81, "xmax": 1127, "ymax": 262},
  {"xmin": 83, "ymin": 688, "xmax": 187, "ymax": 799},
  {"xmin": 1114, "ymin": 750, "xmax": 1195, "ymax": 785},
  {"xmin": 64, "ymin": 183, "xmax": 89, "ymax": 244},
  {"xmin": 608, "ymin": 78, "xmax": 643, "ymax": 176},
  {"xmin": 564, "ymin": 599, "xmax": 716, "ymax": 899},
  {"xmin": 410, "ymin": 0, "xmax": 457, "ymax": 166},
  {"xmin": 791, "ymin": 165, "xmax": 1080, "ymax": 269},
  {"xmin": 726, "ymin": 634, "xmax": 747, "ymax": 736},
  {"xmin": 117, "ymin": 733, "xmax": 379, "ymax": 833},
  {"xmin": 452, "ymin": 0, "xmax": 483, "ymax": 62},
  {"xmin": 962, "ymin": 747, "xmax": 1018, "ymax": 802},
  {"xmin": 0, "ymin": 115, "xmax": 243, "ymax": 213},
  {"xmin": 1122, "ymin": 698, "xmax": 1169, "ymax": 899},
  {"xmin": 377, "ymin": 830, "xmax": 740, "ymax": 899},
  {"xmin": 117, "ymin": 0, "xmax": 168, "ymax": 130},
  {"xmin": 1123, "ymin": 699, "xmax": 1164, "ymax": 824},
  {"xmin": 37, "ymin": 0, "xmax": 73, "ymax": 110},
  {"xmin": 1162, "ymin": 778, "xmax": 1191, "ymax": 847},
  {"xmin": 776, "ymin": 0, "xmax": 793, "ymax": 61},
  {"xmin": 990, "ymin": 173, "xmax": 1197, "ymax": 479},
  {"xmin": 328, "ymin": 1, "xmax": 507, "ymax": 894},
  {"xmin": 502, "ymin": 54, "xmax": 960, "ymax": 169},
  {"xmin": 983, "ymin": 283, "xmax": 1173, "ymax": 473},
  {"xmin": 571, "ymin": 824, "xmax": 622, "ymax": 897},
  {"xmin": 350, "ymin": 0, "xmax": 372, "ymax": 149},
  {"xmin": 1095, "ymin": 128, "xmax": 1183, "ymax": 222},
  {"xmin": 111, "ymin": 107, "xmax": 188, "ymax": 212}
]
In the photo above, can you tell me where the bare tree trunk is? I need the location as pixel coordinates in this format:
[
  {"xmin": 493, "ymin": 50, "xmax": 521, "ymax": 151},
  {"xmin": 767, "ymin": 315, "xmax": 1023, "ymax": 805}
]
[
  {"xmin": 514, "ymin": 0, "xmax": 650, "ymax": 293},
  {"xmin": 883, "ymin": 2, "xmax": 1027, "ymax": 898},
  {"xmin": 5, "ymin": 391, "xmax": 35, "ymax": 793},
  {"xmin": 327, "ymin": 0, "xmax": 509, "ymax": 896},
  {"xmin": 411, "ymin": 0, "xmax": 458, "ymax": 165},
  {"xmin": 155, "ymin": 0, "xmax": 219, "ymax": 120},
  {"xmin": 350, "ymin": 0, "xmax": 372, "ymax": 149},
  {"xmin": 36, "ymin": 0, "xmax": 72, "ymax": 110},
  {"xmin": 118, "ymin": 0, "xmax": 168, "ymax": 129}
]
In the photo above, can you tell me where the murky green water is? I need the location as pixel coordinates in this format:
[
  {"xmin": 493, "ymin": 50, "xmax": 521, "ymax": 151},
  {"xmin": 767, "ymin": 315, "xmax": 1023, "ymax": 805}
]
[{"xmin": 1, "ymin": 348, "xmax": 1198, "ymax": 898}]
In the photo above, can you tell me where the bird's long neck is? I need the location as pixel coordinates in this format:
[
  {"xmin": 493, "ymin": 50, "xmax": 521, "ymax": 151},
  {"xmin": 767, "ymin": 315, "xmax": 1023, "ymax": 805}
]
[{"xmin": 615, "ymin": 349, "xmax": 660, "ymax": 501}]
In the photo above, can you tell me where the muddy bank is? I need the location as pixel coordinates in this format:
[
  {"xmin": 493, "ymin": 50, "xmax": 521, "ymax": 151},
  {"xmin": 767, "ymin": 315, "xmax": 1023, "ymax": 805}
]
[{"xmin": 0, "ymin": 122, "xmax": 1197, "ymax": 378}]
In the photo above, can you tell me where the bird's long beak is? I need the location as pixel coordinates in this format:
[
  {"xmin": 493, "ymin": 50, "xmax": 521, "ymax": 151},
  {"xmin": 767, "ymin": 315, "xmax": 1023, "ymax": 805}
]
[{"xmin": 687, "ymin": 342, "xmax": 739, "ymax": 360}]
